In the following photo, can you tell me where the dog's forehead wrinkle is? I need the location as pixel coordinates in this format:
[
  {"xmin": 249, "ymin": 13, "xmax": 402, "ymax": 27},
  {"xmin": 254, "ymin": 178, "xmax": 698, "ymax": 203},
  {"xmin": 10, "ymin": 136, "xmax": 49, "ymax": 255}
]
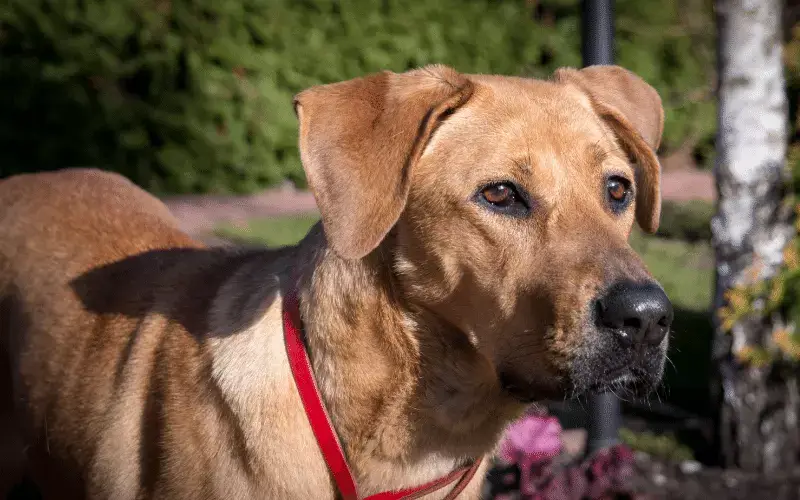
[
  {"xmin": 510, "ymin": 156, "xmax": 533, "ymax": 175},
  {"xmin": 417, "ymin": 85, "xmax": 614, "ymax": 200}
]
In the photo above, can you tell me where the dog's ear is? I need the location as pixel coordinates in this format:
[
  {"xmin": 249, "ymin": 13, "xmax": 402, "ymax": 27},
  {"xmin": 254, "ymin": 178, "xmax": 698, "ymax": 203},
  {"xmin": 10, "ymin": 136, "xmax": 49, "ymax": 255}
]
[
  {"xmin": 553, "ymin": 65, "xmax": 664, "ymax": 233},
  {"xmin": 293, "ymin": 65, "xmax": 474, "ymax": 259}
]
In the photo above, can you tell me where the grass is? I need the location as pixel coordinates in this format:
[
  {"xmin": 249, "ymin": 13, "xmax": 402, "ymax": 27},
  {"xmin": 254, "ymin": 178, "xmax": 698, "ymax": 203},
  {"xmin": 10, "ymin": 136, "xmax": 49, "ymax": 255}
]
[
  {"xmin": 216, "ymin": 210, "xmax": 715, "ymax": 416},
  {"xmin": 629, "ymin": 230, "xmax": 713, "ymax": 311},
  {"xmin": 655, "ymin": 200, "xmax": 715, "ymax": 243},
  {"xmin": 214, "ymin": 213, "xmax": 320, "ymax": 248},
  {"xmin": 619, "ymin": 428, "xmax": 695, "ymax": 462}
]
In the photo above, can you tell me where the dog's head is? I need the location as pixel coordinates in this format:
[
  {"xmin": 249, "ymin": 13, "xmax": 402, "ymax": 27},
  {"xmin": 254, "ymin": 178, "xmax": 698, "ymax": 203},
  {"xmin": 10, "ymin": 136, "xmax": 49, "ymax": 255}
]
[{"xmin": 293, "ymin": 65, "xmax": 672, "ymax": 403}]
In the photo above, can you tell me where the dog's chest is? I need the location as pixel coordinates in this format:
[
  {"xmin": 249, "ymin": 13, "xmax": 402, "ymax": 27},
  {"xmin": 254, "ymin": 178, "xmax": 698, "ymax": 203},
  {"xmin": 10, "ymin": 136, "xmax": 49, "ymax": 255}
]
[{"xmin": 205, "ymin": 297, "xmax": 333, "ymax": 498}]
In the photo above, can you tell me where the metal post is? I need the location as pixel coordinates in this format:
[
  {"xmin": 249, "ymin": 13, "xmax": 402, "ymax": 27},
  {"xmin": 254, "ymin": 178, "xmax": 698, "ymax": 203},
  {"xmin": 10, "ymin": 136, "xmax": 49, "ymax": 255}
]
[
  {"xmin": 581, "ymin": 0, "xmax": 620, "ymax": 456},
  {"xmin": 581, "ymin": 0, "xmax": 615, "ymax": 66}
]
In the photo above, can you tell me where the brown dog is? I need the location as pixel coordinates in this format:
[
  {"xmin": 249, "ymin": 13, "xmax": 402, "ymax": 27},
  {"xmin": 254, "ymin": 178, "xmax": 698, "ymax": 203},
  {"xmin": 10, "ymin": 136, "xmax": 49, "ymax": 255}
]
[{"xmin": 0, "ymin": 64, "xmax": 673, "ymax": 499}]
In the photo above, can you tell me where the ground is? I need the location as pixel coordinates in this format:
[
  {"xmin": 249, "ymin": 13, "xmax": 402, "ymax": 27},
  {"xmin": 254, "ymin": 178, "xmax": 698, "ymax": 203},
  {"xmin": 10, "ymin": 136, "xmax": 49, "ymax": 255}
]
[{"xmin": 631, "ymin": 453, "xmax": 800, "ymax": 500}]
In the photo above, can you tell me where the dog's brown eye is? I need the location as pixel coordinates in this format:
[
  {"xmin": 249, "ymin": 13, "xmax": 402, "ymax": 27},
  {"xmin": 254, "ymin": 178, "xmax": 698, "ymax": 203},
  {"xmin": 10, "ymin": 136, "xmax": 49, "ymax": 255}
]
[
  {"xmin": 606, "ymin": 176, "xmax": 632, "ymax": 213},
  {"xmin": 482, "ymin": 184, "xmax": 515, "ymax": 206},
  {"xmin": 607, "ymin": 179, "xmax": 626, "ymax": 201},
  {"xmin": 476, "ymin": 182, "xmax": 530, "ymax": 217}
]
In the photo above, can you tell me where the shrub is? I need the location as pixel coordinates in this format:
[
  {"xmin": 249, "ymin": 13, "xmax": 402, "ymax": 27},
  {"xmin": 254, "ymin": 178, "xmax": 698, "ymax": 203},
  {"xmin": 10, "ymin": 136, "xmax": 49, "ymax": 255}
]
[
  {"xmin": 1, "ymin": 0, "xmax": 716, "ymax": 194},
  {"xmin": 619, "ymin": 428, "xmax": 695, "ymax": 462},
  {"xmin": 656, "ymin": 200, "xmax": 714, "ymax": 242}
]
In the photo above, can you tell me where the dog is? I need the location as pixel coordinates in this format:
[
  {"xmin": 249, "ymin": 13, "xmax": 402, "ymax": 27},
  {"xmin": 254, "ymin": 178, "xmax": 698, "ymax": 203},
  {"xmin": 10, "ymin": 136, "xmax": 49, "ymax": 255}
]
[{"xmin": 0, "ymin": 64, "xmax": 673, "ymax": 499}]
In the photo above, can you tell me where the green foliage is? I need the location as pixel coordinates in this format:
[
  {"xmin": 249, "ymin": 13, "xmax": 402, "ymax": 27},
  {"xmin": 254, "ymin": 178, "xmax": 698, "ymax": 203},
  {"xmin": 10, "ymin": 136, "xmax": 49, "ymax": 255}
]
[
  {"xmin": 717, "ymin": 204, "xmax": 800, "ymax": 365},
  {"xmin": 655, "ymin": 200, "xmax": 714, "ymax": 243},
  {"xmin": 629, "ymin": 230, "xmax": 713, "ymax": 310},
  {"xmin": 616, "ymin": 0, "xmax": 716, "ymax": 161},
  {"xmin": 619, "ymin": 428, "xmax": 695, "ymax": 462},
  {"xmin": 1, "ymin": 0, "xmax": 716, "ymax": 194}
]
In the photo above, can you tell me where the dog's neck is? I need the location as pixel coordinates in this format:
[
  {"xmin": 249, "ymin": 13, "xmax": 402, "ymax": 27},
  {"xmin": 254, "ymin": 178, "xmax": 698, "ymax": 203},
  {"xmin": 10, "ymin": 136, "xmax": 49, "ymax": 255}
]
[{"xmin": 291, "ymin": 228, "xmax": 523, "ymax": 483}]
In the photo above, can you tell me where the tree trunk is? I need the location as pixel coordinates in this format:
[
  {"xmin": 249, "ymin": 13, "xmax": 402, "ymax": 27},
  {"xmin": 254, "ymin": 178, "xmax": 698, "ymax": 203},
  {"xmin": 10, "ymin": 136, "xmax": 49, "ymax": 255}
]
[{"xmin": 712, "ymin": 0, "xmax": 797, "ymax": 473}]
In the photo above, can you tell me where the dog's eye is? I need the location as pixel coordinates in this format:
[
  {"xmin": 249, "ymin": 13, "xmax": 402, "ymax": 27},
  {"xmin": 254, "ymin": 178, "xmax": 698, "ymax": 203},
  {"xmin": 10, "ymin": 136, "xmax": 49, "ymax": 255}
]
[
  {"xmin": 482, "ymin": 184, "xmax": 516, "ymax": 205},
  {"xmin": 606, "ymin": 176, "xmax": 632, "ymax": 212},
  {"xmin": 476, "ymin": 182, "xmax": 530, "ymax": 216}
]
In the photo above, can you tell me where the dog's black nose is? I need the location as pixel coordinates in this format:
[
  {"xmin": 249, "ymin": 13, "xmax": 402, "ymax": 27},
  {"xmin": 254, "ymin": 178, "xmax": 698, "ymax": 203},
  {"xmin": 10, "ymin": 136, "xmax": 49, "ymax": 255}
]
[{"xmin": 595, "ymin": 281, "xmax": 673, "ymax": 348}]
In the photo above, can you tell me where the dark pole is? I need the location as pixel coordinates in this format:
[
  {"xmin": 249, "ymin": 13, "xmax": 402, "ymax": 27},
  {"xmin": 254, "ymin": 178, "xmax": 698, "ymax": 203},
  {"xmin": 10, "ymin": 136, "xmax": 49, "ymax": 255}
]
[
  {"xmin": 581, "ymin": 0, "xmax": 615, "ymax": 66},
  {"xmin": 581, "ymin": 0, "xmax": 620, "ymax": 456}
]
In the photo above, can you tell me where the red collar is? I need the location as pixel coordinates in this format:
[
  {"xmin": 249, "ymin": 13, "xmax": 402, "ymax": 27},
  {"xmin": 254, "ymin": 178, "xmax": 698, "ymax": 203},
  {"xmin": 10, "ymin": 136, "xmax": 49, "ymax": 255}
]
[{"xmin": 282, "ymin": 290, "xmax": 482, "ymax": 499}]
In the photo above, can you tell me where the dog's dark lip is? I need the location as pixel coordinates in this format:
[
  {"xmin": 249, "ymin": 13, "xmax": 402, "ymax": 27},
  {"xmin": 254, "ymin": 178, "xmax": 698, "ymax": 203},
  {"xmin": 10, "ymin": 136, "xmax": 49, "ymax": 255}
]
[
  {"xmin": 499, "ymin": 373, "xmax": 540, "ymax": 403},
  {"xmin": 601, "ymin": 364, "xmax": 632, "ymax": 380},
  {"xmin": 578, "ymin": 370, "xmax": 657, "ymax": 399},
  {"xmin": 503, "ymin": 385, "xmax": 539, "ymax": 403}
]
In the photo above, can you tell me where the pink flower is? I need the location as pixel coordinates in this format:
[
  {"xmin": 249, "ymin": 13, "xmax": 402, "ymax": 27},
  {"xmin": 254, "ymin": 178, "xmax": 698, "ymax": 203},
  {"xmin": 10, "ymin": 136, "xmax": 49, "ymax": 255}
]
[{"xmin": 498, "ymin": 413, "xmax": 563, "ymax": 466}]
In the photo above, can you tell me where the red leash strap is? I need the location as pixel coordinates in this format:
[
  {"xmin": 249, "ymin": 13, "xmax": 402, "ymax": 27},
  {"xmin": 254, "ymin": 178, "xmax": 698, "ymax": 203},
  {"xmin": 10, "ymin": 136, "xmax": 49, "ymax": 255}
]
[
  {"xmin": 282, "ymin": 290, "xmax": 482, "ymax": 500},
  {"xmin": 363, "ymin": 458, "xmax": 482, "ymax": 500},
  {"xmin": 283, "ymin": 290, "xmax": 359, "ymax": 499}
]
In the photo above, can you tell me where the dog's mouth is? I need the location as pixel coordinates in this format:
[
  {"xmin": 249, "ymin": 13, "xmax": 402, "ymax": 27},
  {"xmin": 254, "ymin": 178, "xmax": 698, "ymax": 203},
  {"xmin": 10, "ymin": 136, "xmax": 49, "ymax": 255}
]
[
  {"xmin": 499, "ymin": 350, "xmax": 663, "ymax": 403},
  {"xmin": 575, "ymin": 362, "xmax": 661, "ymax": 399},
  {"xmin": 582, "ymin": 371, "xmax": 636, "ymax": 395},
  {"xmin": 497, "ymin": 318, "xmax": 668, "ymax": 403},
  {"xmin": 565, "ymin": 317, "xmax": 668, "ymax": 399},
  {"xmin": 500, "ymin": 370, "xmax": 655, "ymax": 404}
]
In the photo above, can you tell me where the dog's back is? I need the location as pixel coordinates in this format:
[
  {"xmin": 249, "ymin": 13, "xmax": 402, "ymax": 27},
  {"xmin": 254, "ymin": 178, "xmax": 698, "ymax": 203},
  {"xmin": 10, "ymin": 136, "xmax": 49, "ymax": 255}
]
[
  {"xmin": 0, "ymin": 169, "xmax": 316, "ymax": 499},
  {"xmin": 0, "ymin": 169, "xmax": 202, "ymax": 497}
]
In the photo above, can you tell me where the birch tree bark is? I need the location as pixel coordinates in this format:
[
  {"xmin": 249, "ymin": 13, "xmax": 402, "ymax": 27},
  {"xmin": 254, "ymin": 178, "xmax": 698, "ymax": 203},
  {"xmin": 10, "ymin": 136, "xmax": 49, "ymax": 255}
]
[{"xmin": 712, "ymin": 0, "xmax": 796, "ymax": 472}]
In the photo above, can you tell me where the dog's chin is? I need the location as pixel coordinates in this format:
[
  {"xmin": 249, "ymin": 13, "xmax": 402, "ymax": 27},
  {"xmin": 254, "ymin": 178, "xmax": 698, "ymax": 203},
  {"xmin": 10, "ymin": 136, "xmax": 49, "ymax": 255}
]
[
  {"xmin": 570, "ymin": 359, "xmax": 665, "ymax": 400},
  {"xmin": 498, "ymin": 349, "xmax": 665, "ymax": 403},
  {"xmin": 500, "ymin": 373, "xmax": 657, "ymax": 404},
  {"xmin": 577, "ymin": 371, "xmax": 657, "ymax": 399},
  {"xmin": 566, "ymin": 331, "xmax": 668, "ymax": 400}
]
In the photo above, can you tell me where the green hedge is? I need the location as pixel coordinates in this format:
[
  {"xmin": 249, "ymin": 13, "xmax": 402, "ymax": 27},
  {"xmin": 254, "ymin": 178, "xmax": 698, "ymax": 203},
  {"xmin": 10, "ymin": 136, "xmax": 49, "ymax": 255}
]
[
  {"xmin": 656, "ymin": 200, "xmax": 714, "ymax": 243},
  {"xmin": 0, "ymin": 0, "xmax": 715, "ymax": 194}
]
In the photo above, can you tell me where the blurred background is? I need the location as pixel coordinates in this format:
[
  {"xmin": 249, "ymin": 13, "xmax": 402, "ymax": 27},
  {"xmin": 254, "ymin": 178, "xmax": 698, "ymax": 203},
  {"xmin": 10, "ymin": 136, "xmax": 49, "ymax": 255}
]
[{"xmin": 2, "ymin": 0, "xmax": 800, "ymax": 498}]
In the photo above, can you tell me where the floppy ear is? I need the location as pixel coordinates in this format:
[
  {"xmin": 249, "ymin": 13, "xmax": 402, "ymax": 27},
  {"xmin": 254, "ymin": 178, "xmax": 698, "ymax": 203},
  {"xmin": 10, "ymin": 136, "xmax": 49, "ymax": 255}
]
[
  {"xmin": 553, "ymin": 65, "xmax": 665, "ymax": 233},
  {"xmin": 293, "ymin": 65, "xmax": 474, "ymax": 259}
]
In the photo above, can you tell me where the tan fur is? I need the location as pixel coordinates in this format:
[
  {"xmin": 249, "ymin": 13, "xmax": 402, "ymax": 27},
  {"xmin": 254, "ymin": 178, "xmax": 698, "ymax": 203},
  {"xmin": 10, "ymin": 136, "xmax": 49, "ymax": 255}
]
[{"xmin": 0, "ymin": 65, "xmax": 666, "ymax": 499}]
